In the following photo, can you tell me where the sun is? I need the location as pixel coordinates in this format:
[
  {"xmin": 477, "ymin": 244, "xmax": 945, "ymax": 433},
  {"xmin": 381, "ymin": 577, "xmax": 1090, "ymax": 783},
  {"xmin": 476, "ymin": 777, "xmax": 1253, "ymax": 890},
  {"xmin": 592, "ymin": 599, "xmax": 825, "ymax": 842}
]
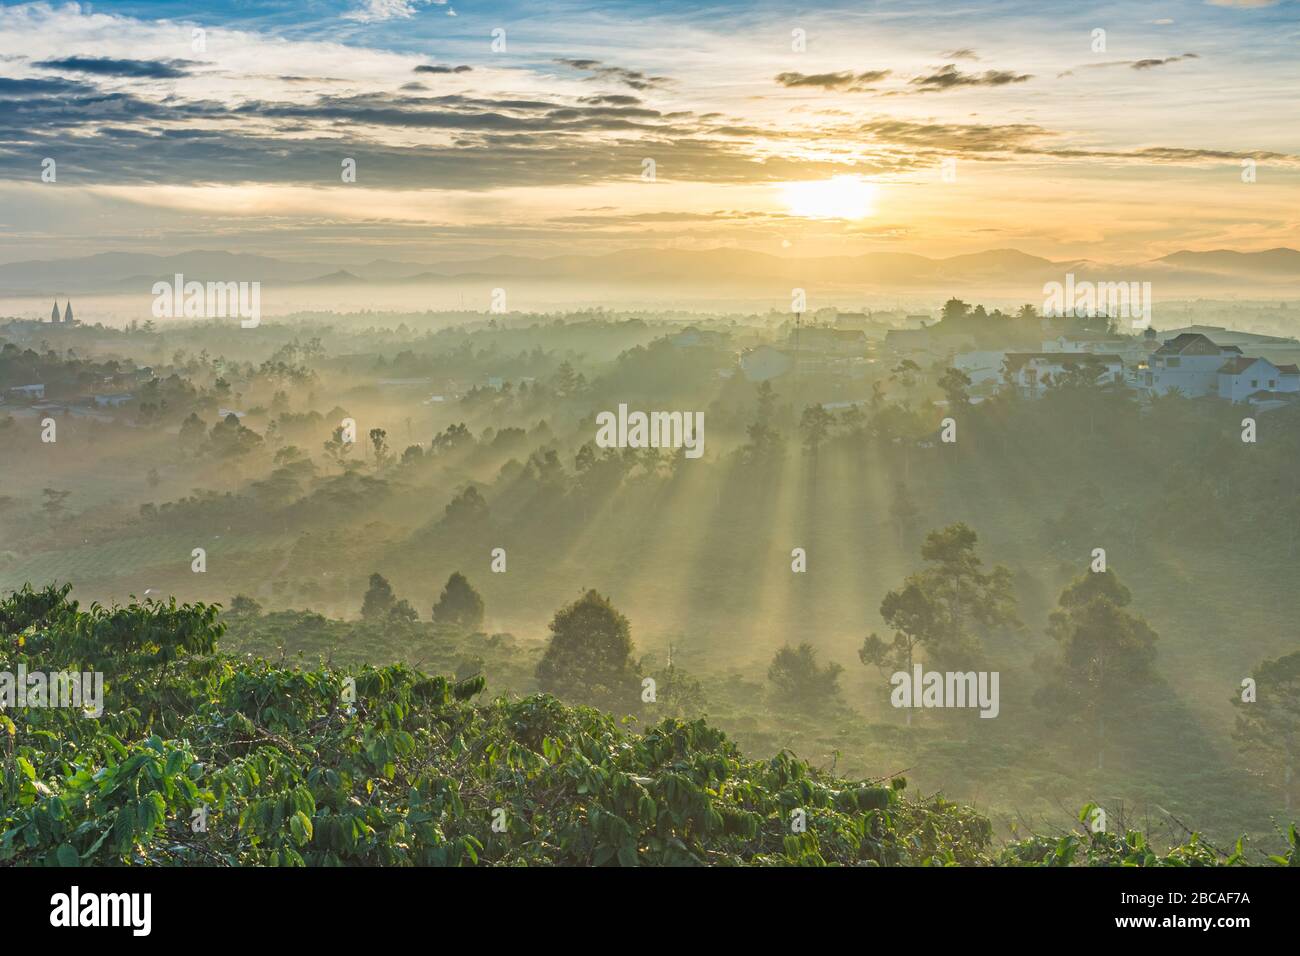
[{"xmin": 778, "ymin": 176, "xmax": 878, "ymax": 220}]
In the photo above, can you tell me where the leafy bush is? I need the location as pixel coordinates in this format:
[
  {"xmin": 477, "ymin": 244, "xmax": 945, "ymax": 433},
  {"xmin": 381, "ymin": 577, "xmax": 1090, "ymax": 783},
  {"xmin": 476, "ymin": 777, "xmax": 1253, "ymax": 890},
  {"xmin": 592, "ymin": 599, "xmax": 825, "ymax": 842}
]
[{"xmin": 767, "ymin": 643, "xmax": 843, "ymax": 710}]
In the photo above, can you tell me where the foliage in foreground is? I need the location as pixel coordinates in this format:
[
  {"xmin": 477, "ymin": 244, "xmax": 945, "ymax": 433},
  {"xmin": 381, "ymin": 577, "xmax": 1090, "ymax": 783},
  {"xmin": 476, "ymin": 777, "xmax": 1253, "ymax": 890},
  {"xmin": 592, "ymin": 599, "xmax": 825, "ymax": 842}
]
[{"xmin": 1, "ymin": 584, "xmax": 1293, "ymax": 867}]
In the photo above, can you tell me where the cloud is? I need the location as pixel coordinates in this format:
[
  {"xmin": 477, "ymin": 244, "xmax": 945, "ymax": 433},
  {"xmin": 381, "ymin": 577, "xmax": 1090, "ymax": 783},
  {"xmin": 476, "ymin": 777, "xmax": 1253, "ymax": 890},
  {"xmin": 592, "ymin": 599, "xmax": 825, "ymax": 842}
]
[
  {"xmin": 343, "ymin": 0, "xmax": 433, "ymax": 23},
  {"xmin": 0, "ymin": 76, "xmax": 85, "ymax": 94},
  {"xmin": 413, "ymin": 64, "xmax": 472, "ymax": 74},
  {"xmin": 858, "ymin": 118, "xmax": 1051, "ymax": 153},
  {"xmin": 579, "ymin": 94, "xmax": 642, "ymax": 106},
  {"xmin": 941, "ymin": 49, "xmax": 979, "ymax": 61},
  {"xmin": 34, "ymin": 56, "xmax": 194, "ymax": 78},
  {"xmin": 1060, "ymin": 53, "xmax": 1199, "ymax": 77},
  {"xmin": 1131, "ymin": 53, "xmax": 1199, "ymax": 69},
  {"xmin": 554, "ymin": 58, "xmax": 670, "ymax": 91},
  {"xmin": 1205, "ymin": 1, "xmax": 1278, "ymax": 7},
  {"xmin": 907, "ymin": 64, "xmax": 1032, "ymax": 92},
  {"xmin": 774, "ymin": 70, "xmax": 891, "ymax": 91}
]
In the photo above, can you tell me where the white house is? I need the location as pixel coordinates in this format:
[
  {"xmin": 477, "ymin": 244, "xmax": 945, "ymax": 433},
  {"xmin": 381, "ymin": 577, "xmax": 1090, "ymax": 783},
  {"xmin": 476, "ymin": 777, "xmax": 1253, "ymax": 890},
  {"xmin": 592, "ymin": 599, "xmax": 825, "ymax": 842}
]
[
  {"xmin": 1160, "ymin": 325, "xmax": 1299, "ymax": 357},
  {"xmin": 1217, "ymin": 357, "xmax": 1300, "ymax": 403},
  {"xmin": 1144, "ymin": 333, "xmax": 1242, "ymax": 397},
  {"xmin": 953, "ymin": 350, "xmax": 1009, "ymax": 387},
  {"xmin": 8, "ymin": 384, "xmax": 45, "ymax": 400}
]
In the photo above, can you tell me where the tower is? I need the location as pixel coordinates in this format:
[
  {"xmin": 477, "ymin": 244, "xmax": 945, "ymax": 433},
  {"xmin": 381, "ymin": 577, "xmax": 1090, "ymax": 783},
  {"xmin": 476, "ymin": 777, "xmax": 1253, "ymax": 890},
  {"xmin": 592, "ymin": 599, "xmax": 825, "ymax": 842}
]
[
  {"xmin": 50, "ymin": 300, "xmax": 59, "ymax": 323},
  {"xmin": 63, "ymin": 301, "xmax": 74, "ymax": 325}
]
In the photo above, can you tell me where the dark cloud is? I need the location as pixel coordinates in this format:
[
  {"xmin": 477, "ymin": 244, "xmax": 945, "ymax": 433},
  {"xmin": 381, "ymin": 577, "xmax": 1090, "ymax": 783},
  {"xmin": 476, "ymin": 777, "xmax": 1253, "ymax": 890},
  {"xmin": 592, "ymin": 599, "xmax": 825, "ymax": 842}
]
[
  {"xmin": 579, "ymin": 94, "xmax": 642, "ymax": 106},
  {"xmin": 908, "ymin": 64, "xmax": 1032, "ymax": 92},
  {"xmin": 34, "ymin": 56, "xmax": 195, "ymax": 79},
  {"xmin": 941, "ymin": 49, "xmax": 979, "ymax": 61},
  {"xmin": 554, "ymin": 58, "xmax": 670, "ymax": 91},
  {"xmin": 859, "ymin": 118, "xmax": 1051, "ymax": 152},
  {"xmin": 1131, "ymin": 53, "xmax": 1199, "ymax": 69},
  {"xmin": 1060, "ymin": 53, "xmax": 1199, "ymax": 77},
  {"xmin": 774, "ymin": 70, "xmax": 891, "ymax": 91},
  {"xmin": 1032, "ymin": 145, "xmax": 1290, "ymax": 164},
  {"xmin": 413, "ymin": 64, "xmax": 472, "ymax": 74},
  {"xmin": 0, "ymin": 76, "xmax": 86, "ymax": 94}
]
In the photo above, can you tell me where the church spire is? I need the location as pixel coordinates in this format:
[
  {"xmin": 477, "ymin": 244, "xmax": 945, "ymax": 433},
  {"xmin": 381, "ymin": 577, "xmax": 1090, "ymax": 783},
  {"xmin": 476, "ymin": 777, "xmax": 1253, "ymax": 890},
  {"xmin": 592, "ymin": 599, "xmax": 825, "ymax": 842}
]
[
  {"xmin": 51, "ymin": 300, "xmax": 60, "ymax": 322},
  {"xmin": 63, "ymin": 301, "xmax": 74, "ymax": 324}
]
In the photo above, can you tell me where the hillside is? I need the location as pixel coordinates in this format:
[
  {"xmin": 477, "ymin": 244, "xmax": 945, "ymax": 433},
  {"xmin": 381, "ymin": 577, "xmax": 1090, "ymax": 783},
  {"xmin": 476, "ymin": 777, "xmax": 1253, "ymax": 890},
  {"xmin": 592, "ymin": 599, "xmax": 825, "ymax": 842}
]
[{"xmin": 1, "ymin": 584, "xmax": 1292, "ymax": 867}]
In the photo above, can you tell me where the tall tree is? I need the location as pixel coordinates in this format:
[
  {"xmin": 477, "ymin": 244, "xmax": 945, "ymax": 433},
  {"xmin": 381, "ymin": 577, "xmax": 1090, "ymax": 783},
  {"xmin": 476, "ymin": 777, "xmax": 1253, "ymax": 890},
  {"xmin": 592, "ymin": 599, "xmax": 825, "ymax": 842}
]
[
  {"xmin": 938, "ymin": 367, "xmax": 972, "ymax": 408},
  {"xmin": 799, "ymin": 403, "xmax": 834, "ymax": 458},
  {"xmin": 432, "ymin": 571, "xmax": 485, "ymax": 631},
  {"xmin": 360, "ymin": 572, "xmax": 397, "ymax": 621},
  {"xmin": 1042, "ymin": 568, "xmax": 1158, "ymax": 769},
  {"xmin": 535, "ymin": 590, "xmax": 639, "ymax": 710},
  {"xmin": 861, "ymin": 523, "xmax": 1018, "ymax": 679},
  {"xmin": 1233, "ymin": 650, "xmax": 1300, "ymax": 811},
  {"xmin": 368, "ymin": 427, "xmax": 390, "ymax": 469}
]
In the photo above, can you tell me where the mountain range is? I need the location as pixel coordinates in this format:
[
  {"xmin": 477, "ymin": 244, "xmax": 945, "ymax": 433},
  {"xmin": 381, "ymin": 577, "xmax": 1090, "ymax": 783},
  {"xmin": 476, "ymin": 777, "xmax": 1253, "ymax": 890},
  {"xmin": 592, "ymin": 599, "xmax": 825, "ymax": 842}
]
[{"xmin": 3, "ymin": 247, "xmax": 1300, "ymax": 297}]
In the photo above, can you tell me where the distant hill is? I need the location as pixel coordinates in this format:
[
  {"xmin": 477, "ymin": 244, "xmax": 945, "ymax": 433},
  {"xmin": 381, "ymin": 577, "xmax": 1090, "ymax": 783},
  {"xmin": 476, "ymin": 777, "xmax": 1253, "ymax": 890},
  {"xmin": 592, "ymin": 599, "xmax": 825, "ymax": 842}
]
[
  {"xmin": 2, "ymin": 246, "xmax": 1298, "ymax": 296},
  {"xmin": 1154, "ymin": 248, "xmax": 1300, "ymax": 276}
]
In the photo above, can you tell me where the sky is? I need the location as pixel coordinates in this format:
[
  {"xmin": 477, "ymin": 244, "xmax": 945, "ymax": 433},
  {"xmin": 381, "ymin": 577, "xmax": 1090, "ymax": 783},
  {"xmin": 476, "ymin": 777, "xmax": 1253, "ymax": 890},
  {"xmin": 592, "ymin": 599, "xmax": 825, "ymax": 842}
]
[{"xmin": 0, "ymin": 0, "xmax": 1298, "ymax": 266}]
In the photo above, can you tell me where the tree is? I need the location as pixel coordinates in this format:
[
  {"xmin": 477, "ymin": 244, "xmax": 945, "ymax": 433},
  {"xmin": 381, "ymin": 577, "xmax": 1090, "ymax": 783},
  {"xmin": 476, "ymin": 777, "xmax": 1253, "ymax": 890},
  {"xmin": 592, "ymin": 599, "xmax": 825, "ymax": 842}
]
[
  {"xmin": 938, "ymin": 367, "xmax": 972, "ymax": 408},
  {"xmin": 1233, "ymin": 650, "xmax": 1300, "ymax": 811},
  {"xmin": 888, "ymin": 481, "xmax": 921, "ymax": 547},
  {"xmin": 742, "ymin": 382, "xmax": 782, "ymax": 464},
  {"xmin": 642, "ymin": 645, "xmax": 707, "ymax": 718},
  {"xmin": 917, "ymin": 523, "xmax": 1020, "ymax": 658},
  {"xmin": 768, "ymin": 643, "xmax": 842, "ymax": 710},
  {"xmin": 535, "ymin": 590, "xmax": 639, "ymax": 710},
  {"xmin": 441, "ymin": 485, "xmax": 489, "ymax": 530},
  {"xmin": 368, "ymin": 427, "xmax": 390, "ymax": 469},
  {"xmin": 388, "ymin": 598, "xmax": 419, "ymax": 624},
  {"xmin": 860, "ymin": 582, "xmax": 944, "ymax": 726},
  {"xmin": 862, "ymin": 523, "xmax": 1018, "ymax": 679},
  {"xmin": 431, "ymin": 422, "xmax": 473, "ymax": 455},
  {"xmin": 360, "ymin": 572, "xmax": 397, "ymax": 621},
  {"xmin": 553, "ymin": 361, "xmax": 577, "ymax": 396},
  {"xmin": 323, "ymin": 424, "xmax": 355, "ymax": 471},
  {"xmin": 1041, "ymin": 568, "xmax": 1158, "ymax": 769},
  {"xmin": 179, "ymin": 412, "xmax": 206, "ymax": 453},
  {"xmin": 209, "ymin": 413, "xmax": 262, "ymax": 458},
  {"xmin": 941, "ymin": 298, "xmax": 971, "ymax": 323},
  {"xmin": 432, "ymin": 571, "xmax": 485, "ymax": 631},
  {"xmin": 799, "ymin": 403, "xmax": 834, "ymax": 457},
  {"xmin": 226, "ymin": 594, "xmax": 263, "ymax": 618},
  {"xmin": 891, "ymin": 359, "xmax": 921, "ymax": 389}
]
